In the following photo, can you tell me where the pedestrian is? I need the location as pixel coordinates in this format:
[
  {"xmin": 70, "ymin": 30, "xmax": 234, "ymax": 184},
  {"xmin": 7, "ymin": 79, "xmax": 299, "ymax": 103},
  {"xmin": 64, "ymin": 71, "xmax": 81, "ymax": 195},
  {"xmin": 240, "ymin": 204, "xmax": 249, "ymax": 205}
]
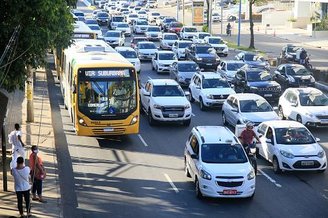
[
  {"xmin": 11, "ymin": 156, "xmax": 31, "ymax": 218},
  {"xmin": 226, "ymin": 23, "xmax": 232, "ymax": 36},
  {"xmin": 9, "ymin": 123, "xmax": 26, "ymax": 169},
  {"xmin": 29, "ymin": 145, "xmax": 47, "ymax": 203}
]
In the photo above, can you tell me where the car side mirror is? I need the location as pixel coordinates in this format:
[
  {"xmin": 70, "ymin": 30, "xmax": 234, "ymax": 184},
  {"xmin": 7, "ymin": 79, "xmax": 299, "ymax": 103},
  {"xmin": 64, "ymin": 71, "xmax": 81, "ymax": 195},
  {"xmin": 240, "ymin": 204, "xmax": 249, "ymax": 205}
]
[
  {"xmin": 231, "ymin": 108, "xmax": 238, "ymax": 112},
  {"xmin": 291, "ymin": 102, "xmax": 297, "ymax": 107},
  {"xmin": 195, "ymin": 85, "xmax": 201, "ymax": 89},
  {"xmin": 266, "ymin": 139, "xmax": 273, "ymax": 144},
  {"xmin": 190, "ymin": 154, "xmax": 198, "ymax": 159},
  {"xmin": 316, "ymin": 137, "xmax": 320, "ymax": 142},
  {"xmin": 184, "ymin": 91, "xmax": 190, "ymax": 97}
]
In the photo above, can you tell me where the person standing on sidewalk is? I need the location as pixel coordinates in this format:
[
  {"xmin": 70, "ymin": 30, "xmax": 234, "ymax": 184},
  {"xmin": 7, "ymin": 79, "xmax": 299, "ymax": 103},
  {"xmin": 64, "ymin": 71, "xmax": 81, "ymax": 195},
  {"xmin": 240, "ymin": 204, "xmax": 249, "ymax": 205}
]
[
  {"xmin": 9, "ymin": 123, "xmax": 26, "ymax": 169},
  {"xmin": 29, "ymin": 145, "xmax": 47, "ymax": 203},
  {"xmin": 12, "ymin": 156, "xmax": 31, "ymax": 218}
]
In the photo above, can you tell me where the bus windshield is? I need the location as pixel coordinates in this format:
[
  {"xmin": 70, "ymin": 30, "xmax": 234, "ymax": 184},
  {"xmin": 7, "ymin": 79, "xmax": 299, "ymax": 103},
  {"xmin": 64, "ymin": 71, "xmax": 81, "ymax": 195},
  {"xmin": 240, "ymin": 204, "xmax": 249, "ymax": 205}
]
[{"xmin": 78, "ymin": 69, "xmax": 137, "ymax": 118}]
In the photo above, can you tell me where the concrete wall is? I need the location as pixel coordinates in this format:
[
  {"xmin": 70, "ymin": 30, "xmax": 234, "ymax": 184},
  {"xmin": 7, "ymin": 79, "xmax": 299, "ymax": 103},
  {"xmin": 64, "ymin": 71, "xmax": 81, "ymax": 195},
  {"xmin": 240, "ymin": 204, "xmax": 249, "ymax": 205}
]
[{"xmin": 262, "ymin": 10, "xmax": 292, "ymax": 26}]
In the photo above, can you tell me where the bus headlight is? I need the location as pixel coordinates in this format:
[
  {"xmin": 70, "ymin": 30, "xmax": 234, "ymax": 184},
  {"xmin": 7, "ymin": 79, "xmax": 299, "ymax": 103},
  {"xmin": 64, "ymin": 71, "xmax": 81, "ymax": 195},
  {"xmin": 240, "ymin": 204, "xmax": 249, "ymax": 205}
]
[
  {"xmin": 78, "ymin": 116, "xmax": 87, "ymax": 126},
  {"xmin": 130, "ymin": 115, "xmax": 138, "ymax": 125}
]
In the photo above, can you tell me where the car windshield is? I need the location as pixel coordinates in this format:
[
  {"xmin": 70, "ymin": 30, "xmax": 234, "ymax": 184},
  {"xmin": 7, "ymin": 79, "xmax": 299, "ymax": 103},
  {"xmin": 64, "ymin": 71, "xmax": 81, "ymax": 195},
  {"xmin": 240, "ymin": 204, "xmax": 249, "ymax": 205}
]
[
  {"xmin": 165, "ymin": 18, "xmax": 176, "ymax": 23},
  {"xmin": 133, "ymin": 38, "xmax": 148, "ymax": 44},
  {"xmin": 275, "ymin": 127, "xmax": 315, "ymax": 145},
  {"xmin": 139, "ymin": 43, "xmax": 156, "ymax": 49},
  {"xmin": 85, "ymin": 20, "xmax": 98, "ymax": 24},
  {"xmin": 119, "ymin": 51, "xmax": 137, "ymax": 58},
  {"xmin": 105, "ymin": 32, "xmax": 120, "ymax": 37},
  {"xmin": 195, "ymin": 46, "xmax": 212, "ymax": 54},
  {"xmin": 178, "ymin": 63, "xmax": 198, "ymax": 72},
  {"xmin": 138, "ymin": 11, "xmax": 146, "ymax": 14},
  {"xmin": 152, "ymin": 13, "xmax": 160, "ymax": 16},
  {"xmin": 159, "ymin": 53, "xmax": 175, "ymax": 60},
  {"xmin": 89, "ymin": 25, "xmax": 101, "ymax": 30},
  {"xmin": 201, "ymin": 144, "xmax": 248, "ymax": 164},
  {"xmin": 97, "ymin": 13, "xmax": 109, "ymax": 17},
  {"xmin": 171, "ymin": 22, "xmax": 183, "ymax": 27},
  {"xmin": 299, "ymin": 92, "xmax": 328, "ymax": 106},
  {"xmin": 164, "ymin": 35, "xmax": 178, "ymax": 40},
  {"xmin": 178, "ymin": 42, "xmax": 192, "ymax": 48},
  {"xmin": 287, "ymin": 66, "xmax": 312, "ymax": 76},
  {"xmin": 137, "ymin": 21, "xmax": 148, "ymax": 25},
  {"xmin": 129, "ymin": 14, "xmax": 138, "ymax": 17},
  {"xmin": 247, "ymin": 71, "xmax": 272, "ymax": 81},
  {"xmin": 239, "ymin": 99, "xmax": 273, "ymax": 112},
  {"xmin": 287, "ymin": 46, "xmax": 297, "ymax": 53},
  {"xmin": 117, "ymin": 24, "xmax": 129, "ymax": 28},
  {"xmin": 208, "ymin": 38, "xmax": 223, "ymax": 44},
  {"xmin": 148, "ymin": 27, "xmax": 160, "ymax": 32},
  {"xmin": 113, "ymin": 17, "xmax": 124, "ymax": 22},
  {"xmin": 202, "ymin": 79, "xmax": 230, "ymax": 89},
  {"xmin": 199, "ymin": 33, "xmax": 210, "ymax": 39},
  {"xmin": 185, "ymin": 27, "xmax": 197, "ymax": 32},
  {"xmin": 74, "ymin": 12, "xmax": 84, "ymax": 17},
  {"xmin": 152, "ymin": 85, "xmax": 184, "ymax": 97},
  {"xmin": 244, "ymin": 53, "xmax": 256, "ymax": 61},
  {"xmin": 227, "ymin": 63, "xmax": 245, "ymax": 71}
]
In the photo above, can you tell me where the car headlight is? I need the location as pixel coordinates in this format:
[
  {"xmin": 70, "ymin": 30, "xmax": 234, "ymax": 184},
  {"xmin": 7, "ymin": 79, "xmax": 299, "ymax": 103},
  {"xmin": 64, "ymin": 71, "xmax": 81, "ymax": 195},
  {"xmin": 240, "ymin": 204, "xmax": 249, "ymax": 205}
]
[
  {"xmin": 318, "ymin": 150, "xmax": 325, "ymax": 158},
  {"xmin": 250, "ymin": 86, "xmax": 258, "ymax": 90},
  {"xmin": 200, "ymin": 169, "xmax": 212, "ymax": 180},
  {"xmin": 305, "ymin": 112, "xmax": 315, "ymax": 118},
  {"xmin": 310, "ymin": 76, "xmax": 315, "ymax": 83},
  {"xmin": 287, "ymin": 75, "xmax": 295, "ymax": 83},
  {"xmin": 153, "ymin": 104, "xmax": 162, "ymax": 109},
  {"xmin": 130, "ymin": 115, "xmax": 139, "ymax": 125},
  {"xmin": 184, "ymin": 104, "xmax": 191, "ymax": 109},
  {"xmin": 206, "ymin": 94, "xmax": 214, "ymax": 99},
  {"xmin": 158, "ymin": 63, "xmax": 165, "ymax": 67},
  {"xmin": 196, "ymin": 57, "xmax": 202, "ymax": 61},
  {"xmin": 216, "ymin": 57, "xmax": 220, "ymax": 61},
  {"xmin": 280, "ymin": 150, "xmax": 294, "ymax": 159},
  {"xmin": 247, "ymin": 170, "xmax": 255, "ymax": 180}
]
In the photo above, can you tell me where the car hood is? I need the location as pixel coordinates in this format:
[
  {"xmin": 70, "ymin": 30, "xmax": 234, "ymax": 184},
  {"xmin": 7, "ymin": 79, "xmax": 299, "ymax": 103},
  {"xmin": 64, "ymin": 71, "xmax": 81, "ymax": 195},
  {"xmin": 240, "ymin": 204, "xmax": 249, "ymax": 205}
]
[
  {"xmin": 240, "ymin": 111, "xmax": 279, "ymax": 123},
  {"xmin": 162, "ymin": 39, "xmax": 178, "ymax": 44},
  {"xmin": 177, "ymin": 71, "xmax": 197, "ymax": 79},
  {"xmin": 202, "ymin": 162, "xmax": 253, "ymax": 176},
  {"xmin": 248, "ymin": 81, "xmax": 280, "ymax": 87},
  {"xmin": 159, "ymin": 60, "xmax": 176, "ymax": 65},
  {"xmin": 277, "ymin": 143, "xmax": 321, "ymax": 156},
  {"xmin": 184, "ymin": 32, "xmax": 198, "ymax": 36},
  {"xmin": 139, "ymin": 49, "xmax": 158, "ymax": 53},
  {"xmin": 225, "ymin": 70, "xmax": 238, "ymax": 78},
  {"xmin": 245, "ymin": 61, "xmax": 266, "ymax": 67},
  {"xmin": 126, "ymin": 58, "xmax": 140, "ymax": 63},
  {"xmin": 153, "ymin": 97, "xmax": 189, "ymax": 106},
  {"xmin": 197, "ymin": 53, "xmax": 217, "ymax": 58},
  {"xmin": 104, "ymin": 37, "xmax": 120, "ymax": 40},
  {"xmin": 302, "ymin": 106, "xmax": 328, "ymax": 116},
  {"xmin": 136, "ymin": 25, "xmax": 148, "ymax": 28},
  {"xmin": 293, "ymin": 75, "xmax": 314, "ymax": 80},
  {"xmin": 202, "ymin": 88, "xmax": 235, "ymax": 95},
  {"xmin": 211, "ymin": 44, "xmax": 228, "ymax": 49}
]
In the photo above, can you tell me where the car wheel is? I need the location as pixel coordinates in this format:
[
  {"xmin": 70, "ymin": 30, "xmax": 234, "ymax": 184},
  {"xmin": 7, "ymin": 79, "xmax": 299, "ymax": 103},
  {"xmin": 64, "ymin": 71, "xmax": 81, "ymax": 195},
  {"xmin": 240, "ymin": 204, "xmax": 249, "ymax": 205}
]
[
  {"xmin": 199, "ymin": 97, "xmax": 206, "ymax": 111},
  {"xmin": 152, "ymin": 64, "xmax": 155, "ymax": 70},
  {"xmin": 296, "ymin": 114, "xmax": 302, "ymax": 124},
  {"xmin": 195, "ymin": 179, "xmax": 203, "ymax": 199},
  {"xmin": 183, "ymin": 119, "xmax": 191, "ymax": 126},
  {"xmin": 273, "ymin": 156, "xmax": 282, "ymax": 174},
  {"xmin": 184, "ymin": 158, "xmax": 191, "ymax": 178},
  {"xmin": 278, "ymin": 106, "xmax": 285, "ymax": 120},
  {"xmin": 188, "ymin": 89, "xmax": 195, "ymax": 103},
  {"xmin": 148, "ymin": 109, "xmax": 156, "ymax": 126},
  {"xmin": 222, "ymin": 112, "xmax": 228, "ymax": 126}
]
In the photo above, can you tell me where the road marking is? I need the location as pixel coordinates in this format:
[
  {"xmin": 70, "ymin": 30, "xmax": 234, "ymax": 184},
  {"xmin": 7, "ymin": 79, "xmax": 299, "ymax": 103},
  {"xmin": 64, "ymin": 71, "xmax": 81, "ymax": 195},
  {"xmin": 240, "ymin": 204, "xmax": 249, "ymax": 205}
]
[
  {"xmin": 258, "ymin": 169, "xmax": 282, "ymax": 188},
  {"xmin": 138, "ymin": 134, "xmax": 149, "ymax": 147},
  {"xmin": 191, "ymin": 112, "xmax": 196, "ymax": 117},
  {"xmin": 163, "ymin": 173, "xmax": 179, "ymax": 193},
  {"xmin": 148, "ymin": 76, "xmax": 152, "ymax": 80}
]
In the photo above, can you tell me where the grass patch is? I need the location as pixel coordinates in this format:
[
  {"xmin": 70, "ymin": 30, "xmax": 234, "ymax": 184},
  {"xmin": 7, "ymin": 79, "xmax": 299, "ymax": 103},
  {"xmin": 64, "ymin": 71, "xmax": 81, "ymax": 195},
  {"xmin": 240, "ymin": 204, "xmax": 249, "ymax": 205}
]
[{"xmin": 225, "ymin": 40, "xmax": 265, "ymax": 55}]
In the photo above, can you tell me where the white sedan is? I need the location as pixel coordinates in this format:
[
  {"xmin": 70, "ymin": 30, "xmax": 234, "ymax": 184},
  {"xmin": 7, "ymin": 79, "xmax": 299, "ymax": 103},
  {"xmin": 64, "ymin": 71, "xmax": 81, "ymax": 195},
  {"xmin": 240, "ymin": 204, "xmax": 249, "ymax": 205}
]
[
  {"xmin": 256, "ymin": 120, "xmax": 326, "ymax": 173},
  {"xmin": 115, "ymin": 23, "xmax": 132, "ymax": 36}
]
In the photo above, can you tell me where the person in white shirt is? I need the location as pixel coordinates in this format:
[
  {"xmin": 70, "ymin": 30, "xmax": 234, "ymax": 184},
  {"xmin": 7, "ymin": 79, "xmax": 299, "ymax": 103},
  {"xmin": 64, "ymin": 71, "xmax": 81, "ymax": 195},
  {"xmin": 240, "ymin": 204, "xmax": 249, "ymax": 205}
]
[
  {"xmin": 12, "ymin": 156, "xmax": 31, "ymax": 217},
  {"xmin": 9, "ymin": 123, "xmax": 26, "ymax": 169}
]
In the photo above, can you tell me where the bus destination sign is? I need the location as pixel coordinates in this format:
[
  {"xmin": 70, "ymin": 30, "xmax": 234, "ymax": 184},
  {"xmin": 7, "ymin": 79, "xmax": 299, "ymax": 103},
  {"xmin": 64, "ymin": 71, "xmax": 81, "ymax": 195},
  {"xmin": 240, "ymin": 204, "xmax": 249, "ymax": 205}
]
[{"xmin": 82, "ymin": 69, "xmax": 130, "ymax": 78}]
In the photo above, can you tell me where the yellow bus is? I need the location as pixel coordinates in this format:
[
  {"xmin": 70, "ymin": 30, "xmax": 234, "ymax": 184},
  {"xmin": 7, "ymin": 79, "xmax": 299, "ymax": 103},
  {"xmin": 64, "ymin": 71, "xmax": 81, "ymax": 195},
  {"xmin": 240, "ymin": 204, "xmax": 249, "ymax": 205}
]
[{"xmin": 60, "ymin": 39, "xmax": 139, "ymax": 136}]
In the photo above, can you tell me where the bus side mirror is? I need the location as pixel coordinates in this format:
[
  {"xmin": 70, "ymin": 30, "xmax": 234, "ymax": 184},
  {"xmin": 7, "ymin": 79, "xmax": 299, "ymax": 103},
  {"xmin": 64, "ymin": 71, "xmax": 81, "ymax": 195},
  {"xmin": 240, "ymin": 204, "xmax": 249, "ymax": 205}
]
[{"xmin": 72, "ymin": 85, "xmax": 77, "ymax": 94}]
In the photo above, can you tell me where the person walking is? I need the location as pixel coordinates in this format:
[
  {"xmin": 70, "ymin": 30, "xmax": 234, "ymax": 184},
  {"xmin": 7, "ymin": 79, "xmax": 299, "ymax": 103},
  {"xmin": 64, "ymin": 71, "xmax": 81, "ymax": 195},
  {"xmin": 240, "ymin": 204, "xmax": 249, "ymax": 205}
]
[
  {"xmin": 226, "ymin": 23, "xmax": 232, "ymax": 36},
  {"xmin": 9, "ymin": 123, "xmax": 26, "ymax": 169},
  {"xmin": 29, "ymin": 145, "xmax": 47, "ymax": 203},
  {"xmin": 12, "ymin": 156, "xmax": 31, "ymax": 218}
]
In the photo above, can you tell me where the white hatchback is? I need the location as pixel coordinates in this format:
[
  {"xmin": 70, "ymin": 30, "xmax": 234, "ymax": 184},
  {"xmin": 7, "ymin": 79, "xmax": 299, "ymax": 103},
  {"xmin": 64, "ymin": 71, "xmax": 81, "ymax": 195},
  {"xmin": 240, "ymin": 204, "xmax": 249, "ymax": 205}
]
[
  {"xmin": 185, "ymin": 126, "xmax": 256, "ymax": 199},
  {"xmin": 115, "ymin": 47, "xmax": 141, "ymax": 73},
  {"xmin": 256, "ymin": 120, "xmax": 326, "ymax": 173}
]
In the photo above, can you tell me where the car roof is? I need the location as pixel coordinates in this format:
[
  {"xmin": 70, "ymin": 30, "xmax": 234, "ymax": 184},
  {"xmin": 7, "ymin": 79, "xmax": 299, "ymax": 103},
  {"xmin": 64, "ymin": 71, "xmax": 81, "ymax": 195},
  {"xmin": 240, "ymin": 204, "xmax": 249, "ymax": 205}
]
[
  {"xmin": 157, "ymin": 50, "xmax": 174, "ymax": 54},
  {"xmin": 105, "ymin": 30, "xmax": 122, "ymax": 34},
  {"xmin": 261, "ymin": 120, "xmax": 305, "ymax": 129},
  {"xmin": 285, "ymin": 87, "xmax": 322, "ymax": 95},
  {"xmin": 229, "ymin": 93, "xmax": 264, "ymax": 100},
  {"xmin": 150, "ymin": 79, "xmax": 179, "ymax": 86},
  {"xmin": 138, "ymin": 41, "xmax": 155, "ymax": 45},
  {"xmin": 196, "ymin": 71, "xmax": 222, "ymax": 79},
  {"xmin": 163, "ymin": 33, "xmax": 178, "ymax": 36},
  {"xmin": 177, "ymin": 61, "xmax": 196, "ymax": 64},
  {"xmin": 223, "ymin": 60, "xmax": 245, "ymax": 64},
  {"xmin": 115, "ymin": 47, "xmax": 135, "ymax": 52},
  {"xmin": 194, "ymin": 126, "xmax": 238, "ymax": 144}
]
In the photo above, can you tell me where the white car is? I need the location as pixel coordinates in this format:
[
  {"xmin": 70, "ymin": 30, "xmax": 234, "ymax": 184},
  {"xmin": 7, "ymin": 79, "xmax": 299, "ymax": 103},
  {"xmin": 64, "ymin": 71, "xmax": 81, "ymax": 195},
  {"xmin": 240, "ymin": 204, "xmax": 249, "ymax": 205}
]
[
  {"xmin": 160, "ymin": 33, "xmax": 179, "ymax": 50},
  {"xmin": 127, "ymin": 14, "xmax": 139, "ymax": 24},
  {"xmin": 115, "ymin": 47, "xmax": 141, "ymax": 73},
  {"xmin": 172, "ymin": 40, "xmax": 193, "ymax": 59},
  {"xmin": 217, "ymin": 61, "xmax": 245, "ymax": 82},
  {"xmin": 278, "ymin": 87, "xmax": 328, "ymax": 127},
  {"xmin": 135, "ymin": 41, "xmax": 158, "ymax": 60},
  {"xmin": 189, "ymin": 72, "xmax": 235, "ymax": 110},
  {"xmin": 110, "ymin": 16, "xmax": 125, "ymax": 30},
  {"xmin": 148, "ymin": 12, "xmax": 161, "ymax": 23},
  {"xmin": 221, "ymin": 93, "xmax": 280, "ymax": 127},
  {"xmin": 145, "ymin": 26, "xmax": 162, "ymax": 40},
  {"xmin": 204, "ymin": 36, "xmax": 229, "ymax": 57},
  {"xmin": 87, "ymin": 24, "xmax": 103, "ymax": 39},
  {"xmin": 184, "ymin": 126, "xmax": 256, "ymax": 199},
  {"xmin": 140, "ymin": 79, "xmax": 192, "ymax": 126},
  {"xmin": 137, "ymin": 10, "xmax": 148, "ymax": 19},
  {"xmin": 256, "ymin": 120, "xmax": 326, "ymax": 173},
  {"xmin": 152, "ymin": 51, "xmax": 177, "ymax": 73},
  {"xmin": 192, "ymin": 32, "xmax": 211, "ymax": 44},
  {"xmin": 212, "ymin": 12, "xmax": 221, "ymax": 22},
  {"xmin": 180, "ymin": 26, "xmax": 198, "ymax": 40},
  {"xmin": 104, "ymin": 30, "xmax": 125, "ymax": 47},
  {"xmin": 133, "ymin": 19, "xmax": 149, "ymax": 34},
  {"xmin": 115, "ymin": 23, "xmax": 132, "ymax": 36}
]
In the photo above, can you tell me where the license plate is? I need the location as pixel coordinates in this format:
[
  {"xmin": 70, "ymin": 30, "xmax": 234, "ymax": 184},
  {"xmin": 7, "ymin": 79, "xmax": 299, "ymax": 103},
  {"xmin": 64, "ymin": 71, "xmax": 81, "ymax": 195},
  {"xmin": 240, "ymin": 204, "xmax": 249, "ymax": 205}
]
[
  {"xmin": 104, "ymin": 128, "xmax": 114, "ymax": 132},
  {"xmin": 206, "ymin": 63, "xmax": 212, "ymax": 66},
  {"xmin": 223, "ymin": 190, "xmax": 237, "ymax": 195},
  {"xmin": 264, "ymin": 94, "xmax": 272, "ymax": 97},
  {"xmin": 301, "ymin": 161, "xmax": 314, "ymax": 166},
  {"xmin": 169, "ymin": 114, "xmax": 178, "ymax": 118},
  {"xmin": 321, "ymin": 120, "xmax": 328, "ymax": 124}
]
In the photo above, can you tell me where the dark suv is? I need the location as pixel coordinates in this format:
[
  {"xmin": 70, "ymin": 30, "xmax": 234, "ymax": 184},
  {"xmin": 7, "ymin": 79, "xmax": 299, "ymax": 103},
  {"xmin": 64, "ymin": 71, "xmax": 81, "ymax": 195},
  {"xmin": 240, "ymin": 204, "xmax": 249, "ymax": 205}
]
[
  {"xmin": 185, "ymin": 43, "xmax": 220, "ymax": 71},
  {"xmin": 233, "ymin": 66, "xmax": 281, "ymax": 101}
]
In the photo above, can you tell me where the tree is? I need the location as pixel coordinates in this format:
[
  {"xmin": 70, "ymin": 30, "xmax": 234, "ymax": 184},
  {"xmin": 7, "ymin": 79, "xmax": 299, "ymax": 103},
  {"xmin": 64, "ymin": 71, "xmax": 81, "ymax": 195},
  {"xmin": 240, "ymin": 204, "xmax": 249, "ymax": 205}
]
[
  {"xmin": 249, "ymin": 0, "xmax": 255, "ymax": 49},
  {"xmin": 0, "ymin": 0, "xmax": 76, "ymax": 92}
]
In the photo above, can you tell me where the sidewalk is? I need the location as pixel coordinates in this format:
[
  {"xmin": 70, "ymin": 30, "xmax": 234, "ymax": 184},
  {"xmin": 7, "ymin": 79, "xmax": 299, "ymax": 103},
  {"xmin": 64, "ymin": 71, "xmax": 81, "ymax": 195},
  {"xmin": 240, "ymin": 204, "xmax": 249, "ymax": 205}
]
[{"xmin": 0, "ymin": 69, "xmax": 61, "ymax": 217}]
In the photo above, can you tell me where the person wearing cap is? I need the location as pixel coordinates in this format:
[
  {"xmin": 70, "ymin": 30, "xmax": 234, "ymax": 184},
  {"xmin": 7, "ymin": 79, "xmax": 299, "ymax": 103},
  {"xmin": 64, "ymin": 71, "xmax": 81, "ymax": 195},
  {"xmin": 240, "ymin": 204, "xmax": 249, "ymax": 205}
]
[
  {"xmin": 239, "ymin": 122, "xmax": 260, "ymax": 150},
  {"xmin": 29, "ymin": 145, "xmax": 46, "ymax": 203}
]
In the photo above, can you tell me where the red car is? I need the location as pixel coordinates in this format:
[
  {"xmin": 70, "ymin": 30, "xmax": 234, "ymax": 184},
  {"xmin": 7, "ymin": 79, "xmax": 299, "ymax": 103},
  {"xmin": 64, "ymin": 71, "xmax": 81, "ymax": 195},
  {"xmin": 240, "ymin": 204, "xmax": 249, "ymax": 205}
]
[{"xmin": 168, "ymin": 22, "xmax": 183, "ymax": 34}]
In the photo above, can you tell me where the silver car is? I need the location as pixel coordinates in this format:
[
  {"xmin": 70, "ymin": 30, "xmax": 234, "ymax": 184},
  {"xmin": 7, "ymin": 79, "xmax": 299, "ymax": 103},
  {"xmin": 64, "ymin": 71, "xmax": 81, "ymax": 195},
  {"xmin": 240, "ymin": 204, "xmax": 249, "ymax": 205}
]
[
  {"xmin": 222, "ymin": 93, "xmax": 280, "ymax": 127},
  {"xmin": 170, "ymin": 61, "xmax": 199, "ymax": 86}
]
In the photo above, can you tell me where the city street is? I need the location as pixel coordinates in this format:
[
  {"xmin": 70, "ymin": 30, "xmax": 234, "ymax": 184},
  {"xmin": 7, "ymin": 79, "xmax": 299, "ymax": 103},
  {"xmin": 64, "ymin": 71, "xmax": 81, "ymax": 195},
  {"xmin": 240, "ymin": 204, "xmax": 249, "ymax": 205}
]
[{"xmin": 51, "ymin": 1, "xmax": 328, "ymax": 217}]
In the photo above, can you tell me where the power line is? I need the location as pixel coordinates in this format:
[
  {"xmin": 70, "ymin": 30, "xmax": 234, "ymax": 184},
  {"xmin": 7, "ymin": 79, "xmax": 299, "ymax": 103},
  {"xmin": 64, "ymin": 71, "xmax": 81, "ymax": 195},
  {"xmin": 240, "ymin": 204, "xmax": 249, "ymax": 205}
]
[{"xmin": 0, "ymin": 45, "xmax": 31, "ymax": 70}]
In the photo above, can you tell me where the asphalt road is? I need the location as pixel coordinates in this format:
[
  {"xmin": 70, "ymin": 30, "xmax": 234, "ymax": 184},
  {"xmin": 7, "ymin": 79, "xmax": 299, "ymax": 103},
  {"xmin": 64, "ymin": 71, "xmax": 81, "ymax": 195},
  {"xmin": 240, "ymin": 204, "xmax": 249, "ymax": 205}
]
[{"xmin": 51, "ymin": 1, "xmax": 328, "ymax": 217}]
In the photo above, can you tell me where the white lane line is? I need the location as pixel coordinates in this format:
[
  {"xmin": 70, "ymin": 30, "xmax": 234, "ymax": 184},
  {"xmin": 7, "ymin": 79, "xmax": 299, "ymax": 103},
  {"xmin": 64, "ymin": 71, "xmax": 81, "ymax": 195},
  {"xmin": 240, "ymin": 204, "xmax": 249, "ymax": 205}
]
[
  {"xmin": 191, "ymin": 112, "xmax": 196, "ymax": 117},
  {"xmin": 138, "ymin": 134, "xmax": 149, "ymax": 147},
  {"xmin": 258, "ymin": 169, "xmax": 282, "ymax": 188},
  {"xmin": 148, "ymin": 76, "xmax": 152, "ymax": 80},
  {"xmin": 163, "ymin": 173, "xmax": 179, "ymax": 193}
]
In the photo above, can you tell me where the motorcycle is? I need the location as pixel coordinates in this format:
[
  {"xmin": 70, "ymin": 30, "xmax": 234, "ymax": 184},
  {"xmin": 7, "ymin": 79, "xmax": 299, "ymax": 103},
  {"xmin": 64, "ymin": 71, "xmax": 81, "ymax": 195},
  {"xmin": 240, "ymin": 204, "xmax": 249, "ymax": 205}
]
[
  {"xmin": 244, "ymin": 143, "xmax": 258, "ymax": 175},
  {"xmin": 303, "ymin": 57, "xmax": 313, "ymax": 69}
]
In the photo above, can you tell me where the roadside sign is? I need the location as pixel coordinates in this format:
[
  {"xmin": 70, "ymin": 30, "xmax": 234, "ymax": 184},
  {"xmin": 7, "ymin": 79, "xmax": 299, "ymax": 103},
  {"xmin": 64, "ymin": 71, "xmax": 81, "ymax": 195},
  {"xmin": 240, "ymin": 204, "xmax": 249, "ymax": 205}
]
[{"xmin": 192, "ymin": 1, "xmax": 204, "ymax": 26}]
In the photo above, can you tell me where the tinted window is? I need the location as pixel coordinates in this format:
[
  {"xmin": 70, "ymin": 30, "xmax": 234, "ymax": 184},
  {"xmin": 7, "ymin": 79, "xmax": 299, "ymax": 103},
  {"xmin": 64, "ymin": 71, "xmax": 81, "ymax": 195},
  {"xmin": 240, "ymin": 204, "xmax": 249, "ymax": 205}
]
[
  {"xmin": 299, "ymin": 92, "xmax": 328, "ymax": 106},
  {"xmin": 227, "ymin": 63, "xmax": 245, "ymax": 71},
  {"xmin": 139, "ymin": 43, "xmax": 156, "ymax": 49},
  {"xmin": 148, "ymin": 27, "xmax": 160, "ymax": 32},
  {"xmin": 119, "ymin": 50, "xmax": 137, "ymax": 58},
  {"xmin": 152, "ymin": 85, "xmax": 184, "ymax": 97},
  {"xmin": 195, "ymin": 46, "xmax": 212, "ymax": 54},
  {"xmin": 152, "ymin": 13, "xmax": 160, "ymax": 16},
  {"xmin": 286, "ymin": 66, "xmax": 312, "ymax": 76},
  {"xmin": 171, "ymin": 22, "xmax": 183, "ymax": 27},
  {"xmin": 179, "ymin": 42, "xmax": 192, "ymax": 48},
  {"xmin": 247, "ymin": 71, "xmax": 272, "ymax": 82},
  {"xmin": 164, "ymin": 35, "xmax": 178, "ymax": 40},
  {"xmin": 275, "ymin": 127, "xmax": 315, "ymax": 145},
  {"xmin": 201, "ymin": 144, "xmax": 248, "ymax": 164},
  {"xmin": 178, "ymin": 63, "xmax": 198, "ymax": 72},
  {"xmin": 97, "ymin": 13, "xmax": 109, "ymax": 17},
  {"xmin": 159, "ymin": 53, "xmax": 176, "ymax": 60},
  {"xmin": 185, "ymin": 27, "xmax": 197, "ymax": 32},
  {"xmin": 199, "ymin": 33, "xmax": 210, "ymax": 39},
  {"xmin": 244, "ymin": 53, "xmax": 256, "ymax": 61},
  {"xmin": 208, "ymin": 38, "xmax": 223, "ymax": 44},
  {"xmin": 112, "ymin": 17, "xmax": 124, "ymax": 22},
  {"xmin": 239, "ymin": 99, "xmax": 273, "ymax": 112},
  {"xmin": 202, "ymin": 79, "xmax": 230, "ymax": 89},
  {"xmin": 105, "ymin": 32, "xmax": 120, "ymax": 37}
]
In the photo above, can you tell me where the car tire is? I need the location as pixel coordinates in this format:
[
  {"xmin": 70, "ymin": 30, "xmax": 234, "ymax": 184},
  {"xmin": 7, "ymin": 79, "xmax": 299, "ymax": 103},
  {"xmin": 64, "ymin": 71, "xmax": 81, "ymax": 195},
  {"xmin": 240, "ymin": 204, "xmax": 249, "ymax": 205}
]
[
  {"xmin": 184, "ymin": 159, "xmax": 191, "ymax": 178},
  {"xmin": 195, "ymin": 178, "xmax": 203, "ymax": 199},
  {"xmin": 152, "ymin": 64, "xmax": 155, "ymax": 70},
  {"xmin": 296, "ymin": 114, "xmax": 302, "ymax": 124},
  {"xmin": 222, "ymin": 112, "xmax": 228, "ymax": 126},
  {"xmin": 183, "ymin": 119, "xmax": 191, "ymax": 126},
  {"xmin": 278, "ymin": 106, "xmax": 285, "ymax": 120},
  {"xmin": 189, "ymin": 89, "xmax": 195, "ymax": 103},
  {"xmin": 148, "ymin": 109, "xmax": 156, "ymax": 126},
  {"xmin": 273, "ymin": 156, "xmax": 282, "ymax": 174},
  {"xmin": 199, "ymin": 97, "xmax": 206, "ymax": 111}
]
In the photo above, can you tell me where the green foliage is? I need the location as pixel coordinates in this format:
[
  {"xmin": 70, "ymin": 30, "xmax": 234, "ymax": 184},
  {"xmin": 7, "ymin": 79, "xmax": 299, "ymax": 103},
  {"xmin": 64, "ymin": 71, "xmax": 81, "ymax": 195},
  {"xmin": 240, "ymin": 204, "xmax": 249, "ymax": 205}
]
[
  {"xmin": 0, "ymin": 0, "xmax": 75, "ymax": 92},
  {"xmin": 314, "ymin": 16, "xmax": 328, "ymax": 31},
  {"xmin": 202, "ymin": 25, "xmax": 208, "ymax": 33}
]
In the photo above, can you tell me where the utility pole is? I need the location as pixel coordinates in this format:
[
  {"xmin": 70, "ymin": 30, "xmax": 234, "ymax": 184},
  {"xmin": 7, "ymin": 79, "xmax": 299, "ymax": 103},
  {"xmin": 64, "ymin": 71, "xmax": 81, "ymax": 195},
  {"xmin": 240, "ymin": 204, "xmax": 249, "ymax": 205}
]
[
  {"xmin": 182, "ymin": 0, "xmax": 185, "ymax": 24},
  {"xmin": 220, "ymin": 0, "xmax": 223, "ymax": 36},
  {"xmin": 2, "ymin": 126, "xmax": 7, "ymax": 191},
  {"xmin": 237, "ymin": 0, "xmax": 242, "ymax": 46},
  {"xmin": 176, "ymin": 0, "xmax": 180, "ymax": 21},
  {"xmin": 26, "ymin": 65, "xmax": 34, "ymax": 122},
  {"xmin": 208, "ymin": 0, "xmax": 213, "ymax": 34}
]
